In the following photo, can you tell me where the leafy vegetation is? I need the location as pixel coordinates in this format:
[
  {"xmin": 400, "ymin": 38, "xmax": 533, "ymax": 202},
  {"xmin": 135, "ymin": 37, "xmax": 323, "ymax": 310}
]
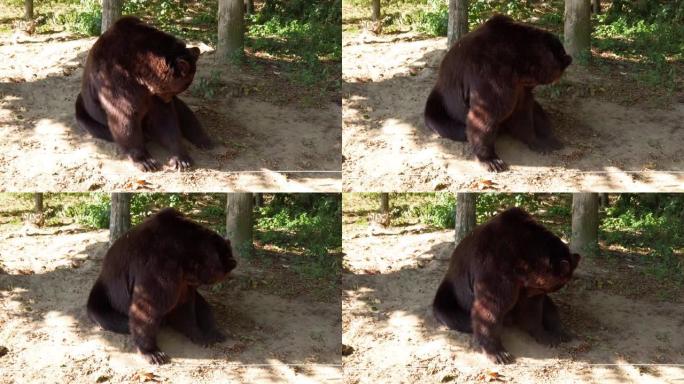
[{"xmin": 254, "ymin": 194, "xmax": 342, "ymax": 281}]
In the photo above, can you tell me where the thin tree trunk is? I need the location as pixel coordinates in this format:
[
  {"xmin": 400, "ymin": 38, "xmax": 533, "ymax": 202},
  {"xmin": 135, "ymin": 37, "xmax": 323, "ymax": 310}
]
[
  {"xmin": 379, "ymin": 193, "xmax": 389, "ymax": 214},
  {"xmin": 564, "ymin": 0, "xmax": 591, "ymax": 62},
  {"xmin": 34, "ymin": 193, "xmax": 43, "ymax": 214},
  {"xmin": 592, "ymin": 0, "xmax": 600, "ymax": 14},
  {"xmin": 447, "ymin": 0, "xmax": 468, "ymax": 48},
  {"xmin": 31, "ymin": 193, "xmax": 45, "ymax": 227},
  {"xmin": 109, "ymin": 193, "xmax": 131, "ymax": 245},
  {"xmin": 226, "ymin": 193, "xmax": 253, "ymax": 258},
  {"xmin": 371, "ymin": 0, "xmax": 381, "ymax": 21},
  {"xmin": 598, "ymin": 193, "xmax": 609, "ymax": 207},
  {"xmin": 101, "ymin": 0, "xmax": 122, "ymax": 34},
  {"xmin": 571, "ymin": 193, "xmax": 599, "ymax": 257},
  {"xmin": 254, "ymin": 193, "xmax": 263, "ymax": 208},
  {"xmin": 25, "ymin": 0, "xmax": 33, "ymax": 20},
  {"xmin": 454, "ymin": 193, "xmax": 476, "ymax": 243},
  {"xmin": 218, "ymin": 0, "xmax": 245, "ymax": 62},
  {"xmin": 245, "ymin": 0, "xmax": 254, "ymax": 15}
]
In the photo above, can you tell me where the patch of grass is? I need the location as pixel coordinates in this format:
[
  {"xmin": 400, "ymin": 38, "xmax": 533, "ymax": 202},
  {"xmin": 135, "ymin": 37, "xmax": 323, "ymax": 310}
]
[
  {"xmin": 409, "ymin": 193, "xmax": 455, "ymax": 229},
  {"xmin": 64, "ymin": 193, "xmax": 110, "ymax": 229},
  {"xmin": 600, "ymin": 196, "xmax": 684, "ymax": 285},
  {"xmin": 593, "ymin": 14, "xmax": 683, "ymax": 90},
  {"xmin": 255, "ymin": 195, "xmax": 341, "ymax": 282},
  {"xmin": 191, "ymin": 70, "xmax": 223, "ymax": 99}
]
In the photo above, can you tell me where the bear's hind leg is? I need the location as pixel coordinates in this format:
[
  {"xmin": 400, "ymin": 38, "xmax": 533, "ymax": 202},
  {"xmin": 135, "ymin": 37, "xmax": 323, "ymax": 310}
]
[
  {"xmin": 145, "ymin": 97, "xmax": 193, "ymax": 171},
  {"xmin": 75, "ymin": 93, "xmax": 114, "ymax": 142},
  {"xmin": 541, "ymin": 295, "xmax": 573, "ymax": 342},
  {"xmin": 424, "ymin": 89, "xmax": 467, "ymax": 141},
  {"xmin": 174, "ymin": 97, "xmax": 214, "ymax": 150},
  {"xmin": 433, "ymin": 280, "xmax": 473, "ymax": 333},
  {"xmin": 532, "ymin": 100, "xmax": 563, "ymax": 151}
]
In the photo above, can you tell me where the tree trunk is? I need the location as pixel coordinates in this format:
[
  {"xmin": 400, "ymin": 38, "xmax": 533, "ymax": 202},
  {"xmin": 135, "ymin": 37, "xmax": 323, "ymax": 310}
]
[
  {"xmin": 454, "ymin": 193, "xmax": 476, "ymax": 244},
  {"xmin": 109, "ymin": 193, "xmax": 131, "ymax": 245},
  {"xmin": 25, "ymin": 0, "xmax": 33, "ymax": 20},
  {"xmin": 218, "ymin": 0, "xmax": 245, "ymax": 62},
  {"xmin": 447, "ymin": 0, "xmax": 468, "ymax": 48},
  {"xmin": 34, "ymin": 193, "xmax": 43, "ymax": 214},
  {"xmin": 371, "ymin": 0, "xmax": 381, "ymax": 21},
  {"xmin": 564, "ymin": 0, "xmax": 591, "ymax": 62},
  {"xmin": 226, "ymin": 193, "xmax": 253, "ymax": 258},
  {"xmin": 101, "ymin": 0, "xmax": 122, "ymax": 34},
  {"xmin": 379, "ymin": 193, "xmax": 389, "ymax": 214},
  {"xmin": 592, "ymin": 0, "xmax": 600, "ymax": 14},
  {"xmin": 245, "ymin": 0, "xmax": 254, "ymax": 15},
  {"xmin": 254, "ymin": 193, "xmax": 263, "ymax": 208},
  {"xmin": 598, "ymin": 193, "xmax": 609, "ymax": 207},
  {"xmin": 571, "ymin": 193, "xmax": 599, "ymax": 257}
]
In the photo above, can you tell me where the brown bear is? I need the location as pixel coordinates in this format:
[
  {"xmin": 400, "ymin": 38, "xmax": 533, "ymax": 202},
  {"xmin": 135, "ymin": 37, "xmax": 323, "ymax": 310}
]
[
  {"xmin": 432, "ymin": 207, "xmax": 580, "ymax": 364},
  {"xmin": 86, "ymin": 208, "xmax": 236, "ymax": 364},
  {"xmin": 75, "ymin": 16, "xmax": 214, "ymax": 172},
  {"xmin": 424, "ymin": 15, "xmax": 572, "ymax": 172}
]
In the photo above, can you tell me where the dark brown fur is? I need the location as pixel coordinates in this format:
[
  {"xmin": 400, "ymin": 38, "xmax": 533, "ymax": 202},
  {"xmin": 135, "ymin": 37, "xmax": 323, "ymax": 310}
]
[
  {"xmin": 432, "ymin": 207, "xmax": 580, "ymax": 364},
  {"xmin": 424, "ymin": 15, "xmax": 572, "ymax": 172},
  {"xmin": 86, "ymin": 208, "xmax": 236, "ymax": 364},
  {"xmin": 75, "ymin": 16, "xmax": 213, "ymax": 172}
]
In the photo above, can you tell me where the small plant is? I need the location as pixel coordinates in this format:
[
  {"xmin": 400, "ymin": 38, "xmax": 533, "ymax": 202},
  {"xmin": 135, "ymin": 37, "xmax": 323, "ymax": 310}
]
[
  {"xmin": 65, "ymin": 194, "xmax": 110, "ymax": 229},
  {"xmin": 411, "ymin": 193, "xmax": 456, "ymax": 229},
  {"xmin": 191, "ymin": 70, "xmax": 223, "ymax": 99}
]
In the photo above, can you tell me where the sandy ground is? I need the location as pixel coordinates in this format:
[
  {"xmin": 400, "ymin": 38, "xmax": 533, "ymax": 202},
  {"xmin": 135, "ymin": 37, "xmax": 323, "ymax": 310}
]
[
  {"xmin": 0, "ymin": 224, "xmax": 341, "ymax": 383},
  {"xmin": 0, "ymin": 31, "xmax": 341, "ymax": 192},
  {"xmin": 342, "ymin": 224, "xmax": 684, "ymax": 384},
  {"xmin": 342, "ymin": 32, "xmax": 684, "ymax": 192}
]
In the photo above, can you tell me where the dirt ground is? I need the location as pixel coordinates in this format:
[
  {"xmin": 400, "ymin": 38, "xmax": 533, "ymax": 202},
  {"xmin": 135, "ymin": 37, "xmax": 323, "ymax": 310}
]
[
  {"xmin": 342, "ymin": 224, "xmax": 684, "ymax": 384},
  {"xmin": 0, "ymin": 224, "xmax": 341, "ymax": 383},
  {"xmin": 342, "ymin": 31, "xmax": 684, "ymax": 192},
  {"xmin": 0, "ymin": 31, "xmax": 341, "ymax": 192}
]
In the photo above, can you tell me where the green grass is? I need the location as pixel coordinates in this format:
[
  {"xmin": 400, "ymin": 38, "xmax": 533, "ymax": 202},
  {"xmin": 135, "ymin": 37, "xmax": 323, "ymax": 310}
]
[
  {"xmin": 254, "ymin": 194, "xmax": 342, "ymax": 282},
  {"xmin": 599, "ymin": 196, "xmax": 684, "ymax": 285}
]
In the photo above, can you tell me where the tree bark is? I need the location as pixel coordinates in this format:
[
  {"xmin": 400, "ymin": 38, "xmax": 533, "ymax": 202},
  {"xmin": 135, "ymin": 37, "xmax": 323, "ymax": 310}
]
[
  {"xmin": 592, "ymin": 0, "xmax": 600, "ymax": 14},
  {"xmin": 454, "ymin": 193, "xmax": 476, "ymax": 244},
  {"xmin": 571, "ymin": 193, "xmax": 599, "ymax": 257},
  {"xmin": 109, "ymin": 193, "xmax": 131, "ymax": 245},
  {"xmin": 218, "ymin": 0, "xmax": 245, "ymax": 62},
  {"xmin": 379, "ymin": 193, "xmax": 389, "ymax": 214},
  {"xmin": 25, "ymin": 0, "xmax": 33, "ymax": 20},
  {"xmin": 371, "ymin": 0, "xmax": 381, "ymax": 22},
  {"xmin": 34, "ymin": 193, "xmax": 43, "ymax": 214},
  {"xmin": 254, "ymin": 193, "xmax": 263, "ymax": 208},
  {"xmin": 226, "ymin": 193, "xmax": 253, "ymax": 258},
  {"xmin": 245, "ymin": 0, "xmax": 254, "ymax": 15},
  {"xmin": 447, "ymin": 0, "xmax": 468, "ymax": 48},
  {"xmin": 101, "ymin": 0, "xmax": 122, "ymax": 34},
  {"xmin": 598, "ymin": 193, "xmax": 609, "ymax": 207},
  {"xmin": 564, "ymin": 0, "xmax": 591, "ymax": 62}
]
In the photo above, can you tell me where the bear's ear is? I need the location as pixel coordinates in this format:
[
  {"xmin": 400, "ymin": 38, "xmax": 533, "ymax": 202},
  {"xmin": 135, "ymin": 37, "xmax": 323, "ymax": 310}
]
[
  {"xmin": 571, "ymin": 252, "xmax": 581, "ymax": 266},
  {"xmin": 188, "ymin": 47, "xmax": 201, "ymax": 59},
  {"xmin": 559, "ymin": 259, "xmax": 571, "ymax": 275},
  {"xmin": 176, "ymin": 58, "xmax": 192, "ymax": 77}
]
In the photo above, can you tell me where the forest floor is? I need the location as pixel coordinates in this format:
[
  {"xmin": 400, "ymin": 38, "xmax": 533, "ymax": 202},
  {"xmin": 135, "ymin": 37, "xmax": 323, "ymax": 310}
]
[
  {"xmin": 0, "ymin": 30, "xmax": 341, "ymax": 192},
  {"xmin": 0, "ymin": 222, "xmax": 341, "ymax": 383},
  {"xmin": 342, "ymin": 223, "xmax": 684, "ymax": 384},
  {"xmin": 342, "ymin": 31, "xmax": 684, "ymax": 192}
]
